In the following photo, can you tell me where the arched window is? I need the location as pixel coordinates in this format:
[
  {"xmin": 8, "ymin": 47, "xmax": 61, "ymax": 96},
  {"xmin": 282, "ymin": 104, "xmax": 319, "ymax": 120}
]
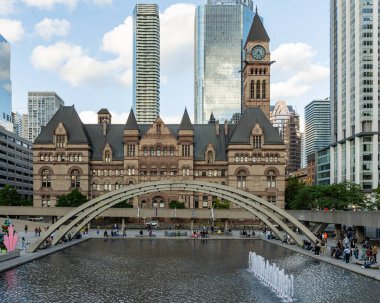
[
  {"xmin": 256, "ymin": 80, "xmax": 261, "ymax": 99},
  {"xmin": 259, "ymin": 68, "xmax": 262, "ymax": 75},
  {"xmin": 40, "ymin": 154, "xmax": 44, "ymax": 161},
  {"xmin": 150, "ymin": 147, "xmax": 155, "ymax": 156},
  {"xmin": 157, "ymin": 146, "xmax": 161, "ymax": 156},
  {"xmin": 143, "ymin": 147, "xmax": 148, "ymax": 156},
  {"xmin": 250, "ymin": 80, "xmax": 255, "ymax": 99},
  {"xmin": 163, "ymin": 147, "xmax": 167, "ymax": 156},
  {"xmin": 92, "ymin": 182, "xmax": 97, "ymax": 190},
  {"xmin": 262, "ymin": 80, "xmax": 266, "ymax": 99},
  {"xmin": 115, "ymin": 182, "xmax": 120, "ymax": 190},
  {"xmin": 170, "ymin": 147, "xmax": 174, "ymax": 156},
  {"xmin": 237, "ymin": 170, "xmax": 246, "ymax": 188},
  {"xmin": 250, "ymin": 68, "xmax": 253, "ymax": 75},
  {"xmin": 207, "ymin": 151, "xmax": 214, "ymax": 164},
  {"xmin": 71, "ymin": 169, "xmax": 80, "ymax": 188},
  {"xmin": 255, "ymin": 68, "xmax": 258, "ymax": 74},
  {"xmin": 105, "ymin": 151, "xmax": 111, "ymax": 163},
  {"xmin": 267, "ymin": 170, "xmax": 276, "ymax": 188},
  {"xmin": 263, "ymin": 69, "xmax": 266, "ymax": 75},
  {"xmin": 41, "ymin": 170, "xmax": 51, "ymax": 188}
]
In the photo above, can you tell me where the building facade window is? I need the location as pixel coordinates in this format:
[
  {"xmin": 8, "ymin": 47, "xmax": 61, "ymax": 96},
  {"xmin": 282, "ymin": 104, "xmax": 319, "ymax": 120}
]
[
  {"xmin": 41, "ymin": 169, "xmax": 51, "ymax": 188},
  {"xmin": 256, "ymin": 80, "xmax": 261, "ymax": 99},
  {"xmin": 262, "ymin": 80, "xmax": 266, "ymax": 99},
  {"xmin": 237, "ymin": 170, "xmax": 246, "ymax": 188},
  {"xmin": 207, "ymin": 151, "xmax": 214, "ymax": 164},
  {"xmin": 105, "ymin": 151, "xmax": 111, "ymax": 163},
  {"xmin": 56, "ymin": 135, "xmax": 65, "ymax": 148},
  {"xmin": 250, "ymin": 80, "xmax": 255, "ymax": 99},
  {"xmin": 127, "ymin": 145, "xmax": 135, "ymax": 157},
  {"xmin": 252, "ymin": 135, "xmax": 262, "ymax": 148},
  {"xmin": 267, "ymin": 170, "xmax": 276, "ymax": 188},
  {"xmin": 71, "ymin": 169, "xmax": 80, "ymax": 188},
  {"xmin": 42, "ymin": 195, "xmax": 51, "ymax": 207},
  {"xmin": 182, "ymin": 145, "xmax": 191, "ymax": 157}
]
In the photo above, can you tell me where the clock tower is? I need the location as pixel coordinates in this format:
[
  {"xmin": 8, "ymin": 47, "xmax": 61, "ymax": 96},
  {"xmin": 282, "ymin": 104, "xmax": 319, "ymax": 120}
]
[{"xmin": 242, "ymin": 10, "xmax": 271, "ymax": 120}]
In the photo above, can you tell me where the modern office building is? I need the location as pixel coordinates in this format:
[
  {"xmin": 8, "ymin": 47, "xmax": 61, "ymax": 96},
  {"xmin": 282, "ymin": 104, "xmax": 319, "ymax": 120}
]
[
  {"xmin": 270, "ymin": 101, "xmax": 301, "ymax": 174},
  {"xmin": 0, "ymin": 127, "xmax": 33, "ymax": 199},
  {"xmin": 0, "ymin": 35, "xmax": 13, "ymax": 132},
  {"xmin": 304, "ymin": 98, "xmax": 330, "ymax": 159},
  {"xmin": 330, "ymin": 0, "xmax": 379, "ymax": 191},
  {"xmin": 133, "ymin": 3, "xmax": 160, "ymax": 124},
  {"xmin": 194, "ymin": 0, "xmax": 254, "ymax": 124},
  {"xmin": 300, "ymin": 132, "xmax": 306, "ymax": 168},
  {"xmin": 27, "ymin": 92, "xmax": 64, "ymax": 142}
]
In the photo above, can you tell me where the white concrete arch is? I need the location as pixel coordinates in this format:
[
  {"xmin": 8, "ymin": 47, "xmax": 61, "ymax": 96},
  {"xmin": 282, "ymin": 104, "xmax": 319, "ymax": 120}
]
[{"xmin": 27, "ymin": 181, "xmax": 318, "ymax": 252}]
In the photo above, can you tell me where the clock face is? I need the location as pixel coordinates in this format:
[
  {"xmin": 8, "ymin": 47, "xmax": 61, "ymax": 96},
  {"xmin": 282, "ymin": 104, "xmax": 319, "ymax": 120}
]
[{"xmin": 251, "ymin": 45, "xmax": 266, "ymax": 60}]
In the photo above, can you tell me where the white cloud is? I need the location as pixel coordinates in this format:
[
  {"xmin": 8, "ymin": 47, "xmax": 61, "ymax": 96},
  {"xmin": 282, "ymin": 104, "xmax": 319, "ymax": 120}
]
[
  {"xmin": 160, "ymin": 3, "xmax": 196, "ymax": 73},
  {"xmin": 87, "ymin": 0, "xmax": 112, "ymax": 5},
  {"xmin": 270, "ymin": 42, "xmax": 329, "ymax": 100},
  {"xmin": 0, "ymin": 0, "xmax": 16, "ymax": 15},
  {"xmin": 0, "ymin": 19, "xmax": 25, "ymax": 42},
  {"xmin": 22, "ymin": 0, "xmax": 78, "ymax": 10},
  {"xmin": 30, "ymin": 42, "xmax": 115, "ymax": 86},
  {"xmin": 34, "ymin": 18, "xmax": 71, "ymax": 40},
  {"xmin": 79, "ymin": 110, "xmax": 127, "ymax": 124}
]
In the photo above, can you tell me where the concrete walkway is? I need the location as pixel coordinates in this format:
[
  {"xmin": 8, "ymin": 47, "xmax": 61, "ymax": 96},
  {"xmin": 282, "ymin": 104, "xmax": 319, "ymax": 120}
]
[{"xmin": 1, "ymin": 228, "xmax": 379, "ymax": 281}]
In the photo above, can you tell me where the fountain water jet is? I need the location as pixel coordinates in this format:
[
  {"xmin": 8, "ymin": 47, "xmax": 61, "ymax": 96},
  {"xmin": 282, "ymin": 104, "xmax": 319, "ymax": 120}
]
[{"xmin": 248, "ymin": 251, "xmax": 294, "ymax": 302}]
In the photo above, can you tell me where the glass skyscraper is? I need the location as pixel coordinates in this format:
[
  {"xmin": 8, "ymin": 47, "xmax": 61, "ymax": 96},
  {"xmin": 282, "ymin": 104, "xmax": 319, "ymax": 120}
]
[
  {"xmin": 304, "ymin": 98, "xmax": 330, "ymax": 159},
  {"xmin": 194, "ymin": 0, "xmax": 254, "ymax": 124},
  {"xmin": 0, "ymin": 34, "xmax": 12, "ymax": 131},
  {"xmin": 133, "ymin": 4, "xmax": 160, "ymax": 124},
  {"xmin": 330, "ymin": 0, "xmax": 380, "ymax": 190}
]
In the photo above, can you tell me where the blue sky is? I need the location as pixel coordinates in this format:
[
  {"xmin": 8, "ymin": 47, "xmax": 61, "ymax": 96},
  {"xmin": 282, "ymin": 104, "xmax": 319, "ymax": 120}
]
[{"xmin": 0, "ymin": 0, "xmax": 330, "ymax": 127}]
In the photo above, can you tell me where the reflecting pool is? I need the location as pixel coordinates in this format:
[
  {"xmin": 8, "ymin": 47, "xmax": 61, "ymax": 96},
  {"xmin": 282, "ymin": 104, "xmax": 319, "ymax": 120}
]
[{"xmin": 1, "ymin": 239, "xmax": 380, "ymax": 303}]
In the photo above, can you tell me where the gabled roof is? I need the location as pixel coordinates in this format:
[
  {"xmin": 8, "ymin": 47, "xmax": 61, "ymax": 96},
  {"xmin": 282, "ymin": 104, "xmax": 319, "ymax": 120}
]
[
  {"xmin": 179, "ymin": 108, "xmax": 193, "ymax": 131},
  {"xmin": 34, "ymin": 106, "xmax": 89, "ymax": 144},
  {"xmin": 229, "ymin": 108, "xmax": 282, "ymax": 144},
  {"xmin": 125, "ymin": 109, "xmax": 139, "ymax": 130},
  {"xmin": 245, "ymin": 12, "xmax": 270, "ymax": 48}
]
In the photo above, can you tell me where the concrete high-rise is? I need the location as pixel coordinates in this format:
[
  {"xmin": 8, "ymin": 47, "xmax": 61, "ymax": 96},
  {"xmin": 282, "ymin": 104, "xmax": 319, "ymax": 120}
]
[
  {"xmin": 133, "ymin": 3, "xmax": 160, "ymax": 124},
  {"xmin": 27, "ymin": 92, "xmax": 64, "ymax": 142},
  {"xmin": 330, "ymin": 0, "xmax": 379, "ymax": 191},
  {"xmin": 194, "ymin": 0, "xmax": 254, "ymax": 124},
  {"xmin": 304, "ymin": 98, "xmax": 330, "ymax": 159},
  {"xmin": 0, "ymin": 35, "xmax": 12, "ymax": 132}
]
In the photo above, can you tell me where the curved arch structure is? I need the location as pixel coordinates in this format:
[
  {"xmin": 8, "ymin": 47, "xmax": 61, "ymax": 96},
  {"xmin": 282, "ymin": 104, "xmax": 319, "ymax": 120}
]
[{"xmin": 27, "ymin": 181, "xmax": 318, "ymax": 252}]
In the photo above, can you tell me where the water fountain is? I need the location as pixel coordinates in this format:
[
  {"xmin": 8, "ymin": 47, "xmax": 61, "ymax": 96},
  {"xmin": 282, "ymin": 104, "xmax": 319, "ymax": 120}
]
[{"xmin": 248, "ymin": 251, "xmax": 294, "ymax": 302}]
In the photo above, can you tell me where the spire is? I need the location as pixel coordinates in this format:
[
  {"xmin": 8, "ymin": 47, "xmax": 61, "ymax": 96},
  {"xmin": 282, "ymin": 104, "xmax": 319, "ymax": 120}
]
[
  {"xmin": 125, "ymin": 108, "xmax": 139, "ymax": 130},
  {"xmin": 245, "ymin": 9, "xmax": 270, "ymax": 47},
  {"xmin": 179, "ymin": 108, "xmax": 193, "ymax": 130}
]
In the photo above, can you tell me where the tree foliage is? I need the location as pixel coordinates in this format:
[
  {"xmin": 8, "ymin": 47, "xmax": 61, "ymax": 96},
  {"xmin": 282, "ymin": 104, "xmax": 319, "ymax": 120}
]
[
  {"xmin": 56, "ymin": 189, "xmax": 88, "ymax": 207},
  {"xmin": 286, "ymin": 181, "xmax": 370, "ymax": 210},
  {"xmin": 212, "ymin": 198, "xmax": 230, "ymax": 209},
  {"xmin": 0, "ymin": 185, "xmax": 32, "ymax": 206},
  {"xmin": 285, "ymin": 176, "xmax": 305, "ymax": 209},
  {"xmin": 112, "ymin": 200, "xmax": 134, "ymax": 208},
  {"xmin": 169, "ymin": 200, "xmax": 185, "ymax": 209}
]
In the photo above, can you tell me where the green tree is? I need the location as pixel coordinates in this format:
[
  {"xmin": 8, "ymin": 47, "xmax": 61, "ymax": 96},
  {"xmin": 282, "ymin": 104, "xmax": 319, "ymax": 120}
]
[
  {"xmin": 371, "ymin": 187, "xmax": 380, "ymax": 210},
  {"xmin": 169, "ymin": 200, "xmax": 185, "ymax": 209},
  {"xmin": 212, "ymin": 198, "xmax": 230, "ymax": 209},
  {"xmin": 112, "ymin": 199, "xmax": 134, "ymax": 208},
  {"xmin": 285, "ymin": 177, "xmax": 305, "ymax": 209},
  {"xmin": 0, "ymin": 185, "xmax": 22, "ymax": 206},
  {"xmin": 56, "ymin": 189, "xmax": 88, "ymax": 207}
]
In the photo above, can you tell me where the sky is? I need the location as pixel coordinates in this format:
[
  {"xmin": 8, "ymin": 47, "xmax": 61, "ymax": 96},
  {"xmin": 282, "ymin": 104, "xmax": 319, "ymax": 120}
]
[{"xmin": 0, "ymin": 0, "xmax": 330, "ymax": 128}]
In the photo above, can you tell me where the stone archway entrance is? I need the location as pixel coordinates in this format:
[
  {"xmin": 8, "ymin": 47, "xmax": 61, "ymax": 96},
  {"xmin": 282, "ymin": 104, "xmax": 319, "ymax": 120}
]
[{"xmin": 27, "ymin": 180, "xmax": 318, "ymax": 252}]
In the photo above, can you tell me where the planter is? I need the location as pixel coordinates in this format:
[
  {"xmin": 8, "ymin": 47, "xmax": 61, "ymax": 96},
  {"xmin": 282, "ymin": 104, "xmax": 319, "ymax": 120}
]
[{"xmin": 0, "ymin": 249, "xmax": 21, "ymax": 262}]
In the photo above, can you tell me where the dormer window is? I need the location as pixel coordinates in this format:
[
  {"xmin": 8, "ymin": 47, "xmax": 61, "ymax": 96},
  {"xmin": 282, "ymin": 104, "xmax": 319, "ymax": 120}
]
[
  {"xmin": 156, "ymin": 124, "xmax": 161, "ymax": 135},
  {"xmin": 252, "ymin": 135, "xmax": 262, "ymax": 148},
  {"xmin": 56, "ymin": 135, "xmax": 65, "ymax": 148},
  {"xmin": 207, "ymin": 151, "xmax": 214, "ymax": 164},
  {"xmin": 105, "ymin": 151, "xmax": 111, "ymax": 163}
]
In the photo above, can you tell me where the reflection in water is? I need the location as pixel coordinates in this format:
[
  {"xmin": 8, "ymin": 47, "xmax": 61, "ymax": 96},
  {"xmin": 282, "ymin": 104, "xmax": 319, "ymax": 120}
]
[{"xmin": 0, "ymin": 239, "xmax": 380, "ymax": 303}]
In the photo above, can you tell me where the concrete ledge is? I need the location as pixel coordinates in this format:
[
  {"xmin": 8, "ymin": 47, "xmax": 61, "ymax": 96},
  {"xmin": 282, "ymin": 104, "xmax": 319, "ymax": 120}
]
[{"xmin": 0, "ymin": 250, "xmax": 20, "ymax": 262}]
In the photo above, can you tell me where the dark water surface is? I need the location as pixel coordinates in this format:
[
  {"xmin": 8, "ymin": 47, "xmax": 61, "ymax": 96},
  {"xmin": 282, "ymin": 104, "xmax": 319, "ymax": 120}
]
[{"xmin": 1, "ymin": 239, "xmax": 379, "ymax": 303}]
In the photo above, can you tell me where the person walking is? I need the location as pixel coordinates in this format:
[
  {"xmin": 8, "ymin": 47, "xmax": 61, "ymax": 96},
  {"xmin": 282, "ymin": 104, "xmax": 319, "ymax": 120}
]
[
  {"xmin": 21, "ymin": 237, "xmax": 26, "ymax": 250},
  {"xmin": 315, "ymin": 241, "xmax": 321, "ymax": 256},
  {"xmin": 371, "ymin": 244, "xmax": 378, "ymax": 263},
  {"xmin": 24, "ymin": 225, "xmax": 28, "ymax": 234},
  {"xmin": 344, "ymin": 246, "xmax": 351, "ymax": 263}
]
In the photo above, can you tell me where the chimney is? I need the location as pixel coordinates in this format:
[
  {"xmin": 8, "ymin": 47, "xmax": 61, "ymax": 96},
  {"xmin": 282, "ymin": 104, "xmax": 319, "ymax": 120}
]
[
  {"xmin": 215, "ymin": 120, "xmax": 220, "ymax": 136},
  {"xmin": 224, "ymin": 120, "xmax": 228, "ymax": 136}
]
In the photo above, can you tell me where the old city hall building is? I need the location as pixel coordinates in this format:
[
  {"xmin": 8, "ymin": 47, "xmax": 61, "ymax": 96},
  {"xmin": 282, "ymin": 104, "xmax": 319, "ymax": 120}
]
[{"xmin": 32, "ymin": 11, "xmax": 286, "ymax": 209}]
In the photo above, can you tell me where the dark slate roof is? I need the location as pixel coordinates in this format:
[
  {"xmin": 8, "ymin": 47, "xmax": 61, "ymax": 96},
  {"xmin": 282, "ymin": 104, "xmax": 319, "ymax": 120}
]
[
  {"xmin": 85, "ymin": 125, "xmax": 124, "ymax": 160},
  {"xmin": 97, "ymin": 108, "xmax": 111, "ymax": 115},
  {"xmin": 229, "ymin": 108, "xmax": 283, "ymax": 144},
  {"xmin": 245, "ymin": 12, "xmax": 270, "ymax": 47},
  {"xmin": 34, "ymin": 106, "xmax": 89, "ymax": 144},
  {"xmin": 179, "ymin": 108, "xmax": 193, "ymax": 130},
  {"xmin": 125, "ymin": 109, "xmax": 139, "ymax": 130}
]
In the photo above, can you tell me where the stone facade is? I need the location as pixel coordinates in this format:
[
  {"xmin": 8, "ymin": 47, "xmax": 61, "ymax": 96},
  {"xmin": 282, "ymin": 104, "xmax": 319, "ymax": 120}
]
[{"xmin": 32, "ymin": 106, "xmax": 286, "ymax": 209}]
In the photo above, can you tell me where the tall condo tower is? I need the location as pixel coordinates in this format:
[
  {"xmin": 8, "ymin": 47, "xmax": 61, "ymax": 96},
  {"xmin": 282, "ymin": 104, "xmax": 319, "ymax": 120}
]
[
  {"xmin": 27, "ymin": 92, "xmax": 64, "ymax": 142},
  {"xmin": 330, "ymin": 0, "xmax": 379, "ymax": 191},
  {"xmin": 194, "ymin": 0, "xmax": 254, "ymax": 124},
  {"xmin": 0, "ymin": 35, "xmax": 13, "ymax": 132},
  {"xmin": 133, "ymin": 3, "xmax": 160, "ymax": 124},
  {"xmin": 304, "ymin": 98, "xmax": 330, "ymax": 159}
]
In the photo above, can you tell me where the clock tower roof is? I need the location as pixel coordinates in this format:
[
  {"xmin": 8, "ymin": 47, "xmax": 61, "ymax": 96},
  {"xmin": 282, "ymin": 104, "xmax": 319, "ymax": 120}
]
[{"xmin": 245, "ymin": 11, "xmax": 270, "ymax": 48}]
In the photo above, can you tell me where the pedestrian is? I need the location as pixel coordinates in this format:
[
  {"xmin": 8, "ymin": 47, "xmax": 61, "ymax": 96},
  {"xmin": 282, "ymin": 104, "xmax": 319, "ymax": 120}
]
[
  {"xmin": 35, "ymin": 227, "xmax": 38, "ymax": 237},
  {"xmin": 344, "ymin": 246, "xmax": 351, "ymax": 263},
  {"xmin": 321, "ymin": 240, "xmax": 326, "ymax": 255},
  {"xmin": 24, "ymin": 225, "xmax": 28, "ymax": 234},
  {"xmin": 21, "ymin": 237, "xmax": 26, "ymax": 250},
  {"xmin": 37, "ymin": 226, "xmax": 41, "ymax": 236},
  {"xmin": 371, "ymin": 244, "xmax": 378, "ymax": 263},
  {"xmin": 315, "ymin": 241, "xmax": 321, "ymax": 256}
]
